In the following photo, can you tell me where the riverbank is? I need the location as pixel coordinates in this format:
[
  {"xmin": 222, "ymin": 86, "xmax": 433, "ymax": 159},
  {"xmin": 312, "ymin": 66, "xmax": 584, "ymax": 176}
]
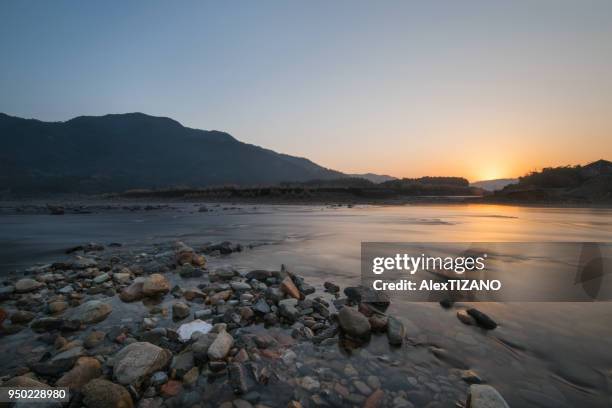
[{"xmin": 0, "ymin": 240, "xmax": 509, "ymax": 408}]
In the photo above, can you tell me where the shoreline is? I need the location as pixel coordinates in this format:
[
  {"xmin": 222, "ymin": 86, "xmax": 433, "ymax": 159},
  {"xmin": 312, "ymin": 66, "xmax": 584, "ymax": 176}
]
[{"xmin": 0, "ymin": 240, "xmax": 508, "ymax": 407}]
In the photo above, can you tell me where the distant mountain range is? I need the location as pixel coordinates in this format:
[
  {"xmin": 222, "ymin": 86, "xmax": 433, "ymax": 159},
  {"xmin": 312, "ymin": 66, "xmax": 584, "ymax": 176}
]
[
  {"xmin": 348, "ymin": 173, "xmax": 397, "ymax": 183},
  {"xmin": 488, "ymin": 160, "xmax": 612, "ymax": 202},
  {"xmin": 470, "ymin": 178, "xmax": 518, "ymax": 192},
  {"xmin": 0, "ymin": 112, "xmax": 351, "ymax": 194}
]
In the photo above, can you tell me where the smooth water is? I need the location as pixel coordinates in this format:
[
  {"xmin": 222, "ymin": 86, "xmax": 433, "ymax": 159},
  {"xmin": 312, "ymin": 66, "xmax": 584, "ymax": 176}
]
[{"xmin": 1, "ymin": 203, "xmax": 612, "ymax": 406}]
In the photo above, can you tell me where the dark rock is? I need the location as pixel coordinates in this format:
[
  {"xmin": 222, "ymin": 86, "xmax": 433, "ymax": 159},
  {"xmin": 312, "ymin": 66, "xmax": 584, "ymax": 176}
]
[
  {"xmin": 82, "ymin": 378, "xmax": 134, "ymax": 408},
  {"xmin": 11, "ymin": 310, "xmax": 35, "ymax": 324},
  {"xmin": 324, "ymin": 282, "xmax": 340, "ymax": 293},
  {"xmin": 172, "ymin": 302, "xmax": 190, "ymax": 320},
  {"xmin": 386, "ymin": 316, "xmax": 405, "ymax": 346},
  {"xmin": 228, "ymin": 363, "xmax": 249, "ymax": 394},
  {"xmin": 252, "ymin": 298, "xmax": 271, "ymax": 314},
  {"xmin": 31, "ymin": 317, "xmax": 64, "ymax": 332},
  {"xmin": 338, "ymin": 307, "xmax": 371, "ymax": 338},
  {"xmin": 245, "ymin": 270, "xmax": 273, "ymax": 281},
  {"xmin": 467, "ymin": 308, "xmax": 497, "ymax": 330}
]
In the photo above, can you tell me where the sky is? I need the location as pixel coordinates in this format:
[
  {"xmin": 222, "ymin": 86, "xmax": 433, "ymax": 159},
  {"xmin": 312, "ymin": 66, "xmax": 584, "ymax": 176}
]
[{"xmin": 1, "ymin": 1, "xmax": 611, "ymax": 181}]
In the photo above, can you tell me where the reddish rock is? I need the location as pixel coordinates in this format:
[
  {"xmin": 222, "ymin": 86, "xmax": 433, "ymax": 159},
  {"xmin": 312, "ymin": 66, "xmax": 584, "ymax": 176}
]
[
  {"xmin": 363, "ymin": 389, "xmax": 384, "ymax": 408},
  {"xmin": 160, "ymin": 380, "xmax": 182, "ymax": 397},
  {"xmin": 280, "ymin": 277, "xmax": 301, "ymax": 299}
]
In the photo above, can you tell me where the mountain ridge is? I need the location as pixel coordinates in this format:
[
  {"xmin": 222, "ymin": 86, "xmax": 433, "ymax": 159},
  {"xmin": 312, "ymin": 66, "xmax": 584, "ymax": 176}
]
[{"xmin": 0, "ymin": 112, "xmax": 345, "ymax": 194}]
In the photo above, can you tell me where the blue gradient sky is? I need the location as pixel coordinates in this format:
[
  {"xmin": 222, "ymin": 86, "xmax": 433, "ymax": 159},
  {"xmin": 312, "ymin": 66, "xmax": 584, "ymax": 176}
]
[{"xmin": 1, "ymin": 1, "xmax": 611, "ymax": 181}]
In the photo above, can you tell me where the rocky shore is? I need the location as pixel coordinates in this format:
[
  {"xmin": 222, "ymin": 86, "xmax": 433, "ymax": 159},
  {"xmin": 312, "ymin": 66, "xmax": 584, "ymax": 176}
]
[{"xmin": 0, "ymin": 241, "xmax": 509, "ymax": 408}]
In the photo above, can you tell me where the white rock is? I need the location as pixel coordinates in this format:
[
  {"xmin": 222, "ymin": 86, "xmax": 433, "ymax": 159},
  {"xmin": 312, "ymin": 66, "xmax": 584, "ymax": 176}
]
[{"xmin": 177, "ymin": 319, "xmax": 213, "ymax": 342}]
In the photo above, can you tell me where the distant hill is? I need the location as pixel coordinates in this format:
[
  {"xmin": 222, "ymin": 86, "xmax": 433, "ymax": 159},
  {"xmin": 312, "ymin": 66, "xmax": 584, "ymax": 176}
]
[
  {"xmin": 471, "ymin": 178, "xmax": 518, "ymax": 192},
  {"xmin": 0, "ymin": 112, "xmax": 344, "ymax": 194},
  {"xmin": 489, "ymin": 160, "xmax": 612, "ymax": 202},
  {"xmin": 348, "ymin": 173, "xmax": 396, "ymax": 183}
]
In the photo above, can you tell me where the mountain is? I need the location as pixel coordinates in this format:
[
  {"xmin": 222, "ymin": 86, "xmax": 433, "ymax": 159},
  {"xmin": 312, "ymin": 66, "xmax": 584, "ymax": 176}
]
[
  {"xmin": 470, "ymin": 178, "xmax": 518, "ymax": 192},
  {"xmin": 348, "ymin": 173, "xmax": 396, "ymax": 183},
  {"xmin": 0, "ymin": 112, "xmax": 344, "ymax": 194},
  {"xmin": 489, "ymin": 160, "xmax": 612, "ymax": 202}
]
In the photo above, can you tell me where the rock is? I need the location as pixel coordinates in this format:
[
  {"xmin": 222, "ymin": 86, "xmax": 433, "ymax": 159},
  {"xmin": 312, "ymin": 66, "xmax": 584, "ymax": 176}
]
[
  {"xmin": 280, "ymin": 277, "xmax": 301, "ymax": 299},
  {"xmin": 366, "ymin": 375, "xmax": 381, "ymax": 390},
  {"xmin": 368, "ymin": 315, "xmax": 388, "ymax": 332},
  {"xmin": 48, "ymin": 301, "xmax": 69, "ymax": 314},
  {"xmin": 363, "ymin": 389, "xmax": 384, "ymax": 408},
  {"xmin": 353, "ymin": 380, "xmax": 372, "ymax": 395},
  {"xmin": 466, "ymin": 384, "xmax": 510, "ymax": 408},
  {"xmin": 296, "ymin": 376, "xmax": 320, "ymax": 392},
  {"xmin": 214, "ymin": 268, "xmax": 236, "ymax": 280},
  {"xmin": 386, "ymin": 316, "xmax": 405, "ymax": 345},
  {"xmin": 171, "ymin": 351, "xmax": 195, "ymax": 379},
  {"xmin": 113, "ymin": 342, "xmax": 172, "ymax": 385},
  {"xmin": 142, "ymin": 274, "xmax": 170, "ymax": 297},
  {"xmin": 31, "ymin": 346, "xmax": 84, "ymax": 376},
  {"xmin": 172, "ymin": 302, "xmax": 190, "ymax": 320},
  {"xmin": 67, "ymin": 300, "xmax": 112, "ymax": 324},
  {"xmin": 160, "ymin": 380, "xmax": 183, "ymax": 397},
  {"xmin": 210, "ymin": 290, "xmax": 232, "ymax": 304},
  {"xmin": 184, "ymin": 288, "xmax": 205, "ymax": 301},
  {"xmin": 467, "ymin": 309, "xmax": 497, "ymax": 330},
  {"xmin": 120, "ymin": 280, "xmax": 145, "ymax": 302},
  {"xmin": 457, "ymin": 310, "xmax": 477, "ymax": 325},
  {"xmin": 176, "ymin": 242, "xmax": 206, "ymax": 267},
  {"xmin": 338, "ymin": 307, "xmax": 371, "ymax": 338},
  {"xmin": 15, "ymin": 278, "xmax": 44, "ymax": 293},
  {"xmin": 192, "ymin": 334, "xmax": 217, "ymax": 362},
  {"xmin": 230, "ymin": 281, "xmax": 252, "ymax": 291},
  {"xmin": 228, "ymin": 363, "xmax": 249, "ymax": 394},
  {"xmin": 461, "ymin": 370, "xmax": 483, "ymax": 384},
  {"xmin": 10, "ymin": 310, "xmax": 35, "ymax": 324},
  {"xmin": 151, "ymin": 371, "xmax": 168, "ymax": 386},
  {"xmin": 324, "ymin": 282, "xmax": 340, "ymax": 293},
  {"xmin": 93, "ymin": 273, "xmax": 110, "ymax": 284},
  {"xmin": 113, "ymin": 272, "xmax": 132, "ymax": 284},
  {"xmin": 182, "ymin": 366, "xmax": 199, "ymax": 387},
  {"xmin": 194, "ymin": 309, "xmax": 212, "ymax": 319},
  {"xmin": 252, "ymin": 298, "xmax": 271, "ymax": 314},
  {"xmin": 279, "ymin": 303, "xmax": 300, "ymax": 322},
  {"xmin": 208, "ymin": 330, "xmax": 234, "ymax": 360},
  {"xmin": 3, "ymin": 375, "xmax": 50, "ymax": 388},
  {"xmin": 177, "ymin": 320, "xmax": 213, "ymax": 342},
  {"xmin": 84, "ymin": 331, "xmax": 105, "ymax": 348},
  {"xmin": 58, "ymin": 285, "xmax": 74, "ymax": 295},
  {"xmin": 344, "ymin": 286, "xmax": 390, "ymax": 311},
  {"xmin": 30, "ymin": 317, "xmax": 64, "ymax": 332},
  {"xmin": 245, "ymin": 270, "xmax": 273, "ymax": 281},
  {"xmin": 56, "ymin": 356, "xmax": 102, "ymax": 390},
  {"xmin": 233, "ymin": 399, "xmax": 253, "ymax": 408},
  {"xmin": 82, "ymin": 378, "xmax": 134, "ymax": 408}
]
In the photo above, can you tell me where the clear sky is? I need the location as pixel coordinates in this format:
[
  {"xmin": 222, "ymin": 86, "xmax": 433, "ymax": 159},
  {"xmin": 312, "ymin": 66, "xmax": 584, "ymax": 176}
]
[{"xmin": 1, "ymin": 1, "xmax": 611, "ymax": 181}]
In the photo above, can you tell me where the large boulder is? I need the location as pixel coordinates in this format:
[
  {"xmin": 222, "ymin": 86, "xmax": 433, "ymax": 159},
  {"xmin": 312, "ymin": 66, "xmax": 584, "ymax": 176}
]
[
  {"xmin": 67, "ymin": 300, "xmax": 112, "ymax": 324},
  {"xmin": 56, "ymin": 356, "xmax": 102, "ymax": 391},
  {"xmin": 207, "ymin": 330, "xmax": 234, "ymax": 360},
  {"xmin": 113, "ymin": 342, "xmax": 172, "ymax": 385},
  {"xmin": 142, "ymin": 274, "xmax": 170, "ymax": 297},
  {"xmin": 338, "ymin": 307, "xmax": 371, "ymax": 338},
  {"xmin": 15, "ymin": 278, "xmax": 44, "ymax": 293},
  {"xmin": 466, "ymin": 384, "xmax": 510, "ymax": 408},
  {"xmin": 82, "ymin": 378, "xmax": 133, "ymax": 408}
]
